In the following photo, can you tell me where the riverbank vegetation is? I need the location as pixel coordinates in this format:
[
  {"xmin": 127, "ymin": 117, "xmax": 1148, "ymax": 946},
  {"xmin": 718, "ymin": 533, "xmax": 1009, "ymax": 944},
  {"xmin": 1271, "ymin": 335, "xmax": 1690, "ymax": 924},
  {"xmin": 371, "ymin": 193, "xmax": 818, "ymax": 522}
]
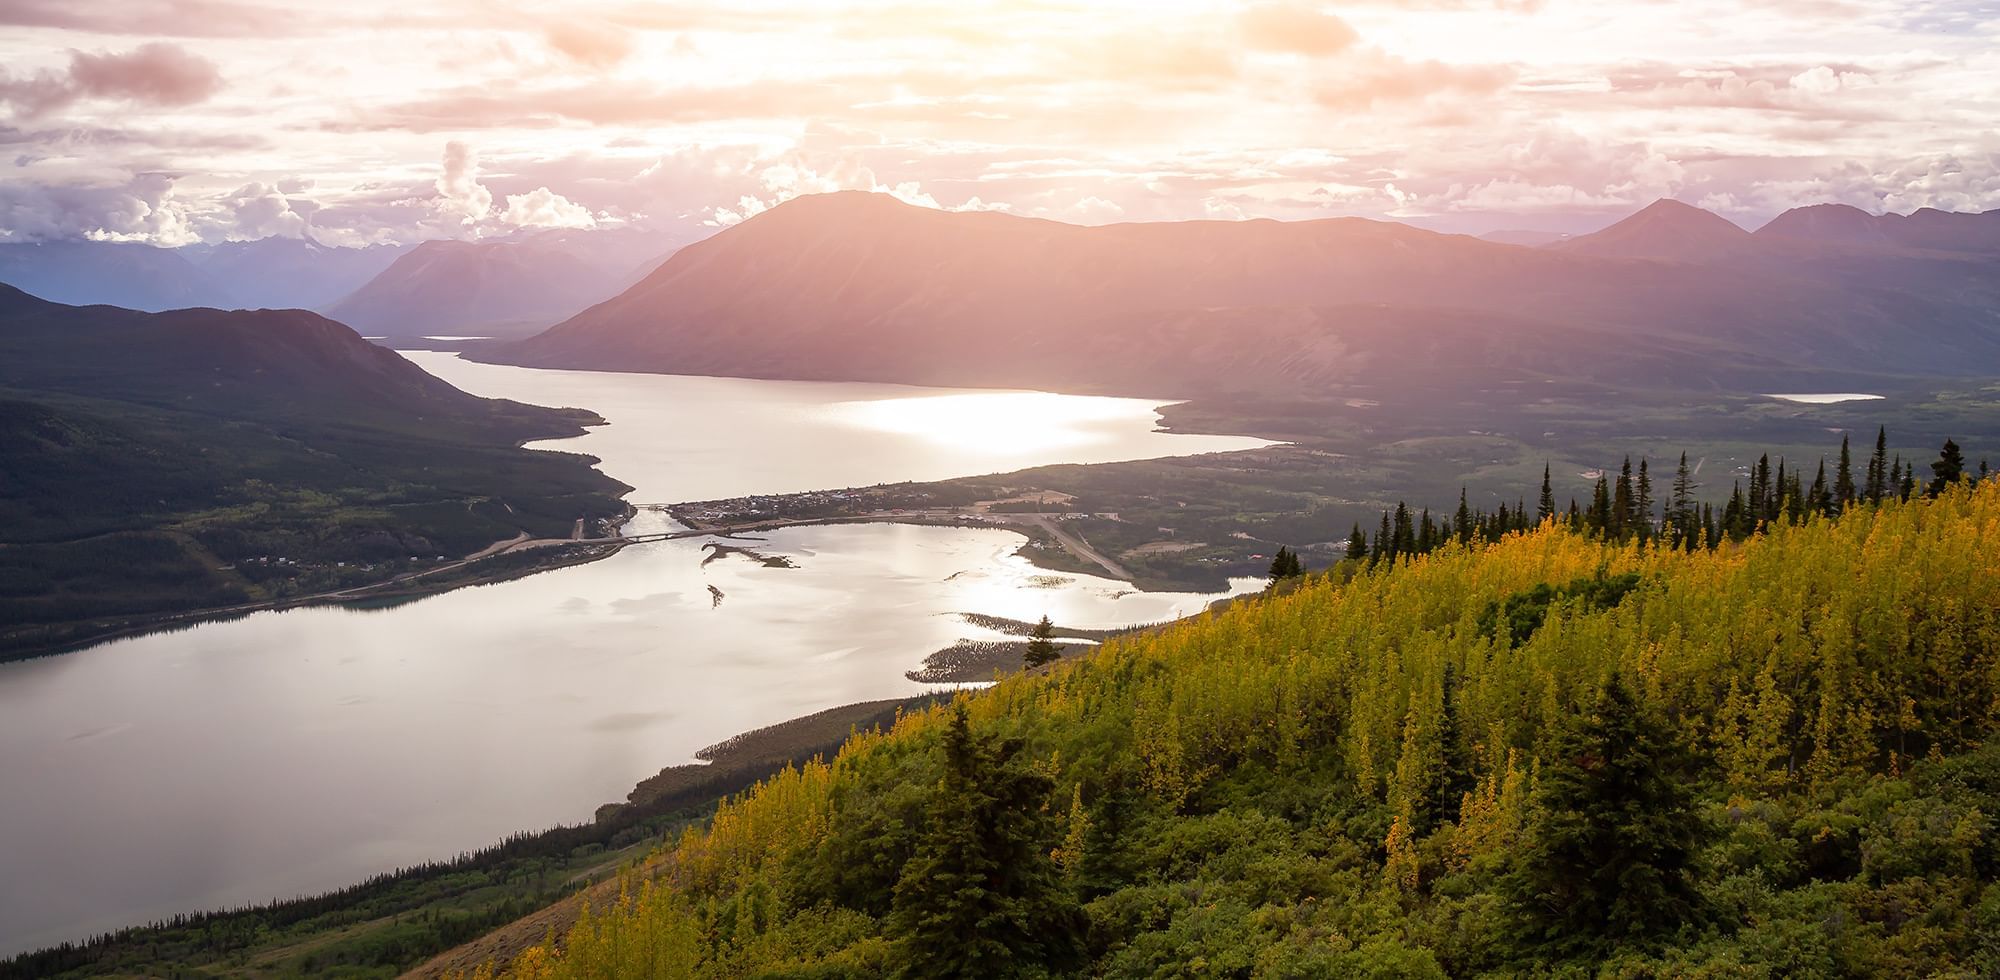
[{"xmin": 451, "ymin": 473, "xmax": 2000, "ymax": 977}]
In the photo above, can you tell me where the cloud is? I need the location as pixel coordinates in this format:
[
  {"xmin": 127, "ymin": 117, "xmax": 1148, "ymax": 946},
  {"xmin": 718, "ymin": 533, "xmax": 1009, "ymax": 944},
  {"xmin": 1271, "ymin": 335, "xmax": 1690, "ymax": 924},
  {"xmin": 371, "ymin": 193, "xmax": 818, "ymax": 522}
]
[
  {"xmin": 434, "ymin": 140, "xmax": 492, "ymax": 229},
  {"xmin": 544, "ymin": 20, "xmax": 635, "ymax": 67},
  {"xmin": 1313, "ymin": 52, "xmax": 1516, "ymax": 108},
  {"xmin": 0, "ymin": 172, "xmax": 199, "ymax": 244},
  {"xmin": 1239, "ymin": 3, "xmax": 1359, "ymax": 56},
  {"xmin": 209, "ymin": 181, "xmax": 309, "ymax": 239},
  {"xmin": 0, "ymin": 43, "xmax": 223, "ymax": 118},
  {"xmin": 501, "ymin": 186, "xmax": 598, "ymax": 228}
]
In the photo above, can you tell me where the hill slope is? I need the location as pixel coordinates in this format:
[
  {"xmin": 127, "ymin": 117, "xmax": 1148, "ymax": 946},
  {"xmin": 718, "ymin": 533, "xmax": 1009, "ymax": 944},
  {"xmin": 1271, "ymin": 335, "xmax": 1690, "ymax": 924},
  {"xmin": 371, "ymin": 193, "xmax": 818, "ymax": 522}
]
[
  {"xmin": 478, "ymin": 193, "xmax": 2000, "ymax": 396},
  {"xmin": 323, "ymin": 231, "xmax": 673, "ymax": 340},
  {"xmin": 0, "ymin": 286, "xmax": 628, "ymax": 656},
  {"xmin": 452, "ymin": 479, "xmax": 2000, "ymax": 977},
  {"xmin": 0, "ymin": 240, "xmax": 232, "ymax": 311},
  {"xmin": 186, "ymin": 236, "xmax": 409, "ymax": 310}
]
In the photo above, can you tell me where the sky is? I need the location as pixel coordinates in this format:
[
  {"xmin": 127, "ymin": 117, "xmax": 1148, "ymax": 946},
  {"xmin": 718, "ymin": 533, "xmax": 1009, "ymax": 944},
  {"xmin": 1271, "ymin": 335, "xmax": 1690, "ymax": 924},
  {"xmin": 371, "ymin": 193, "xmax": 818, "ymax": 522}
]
[{"xmin": 0, "ymin": 0, "xmax": 1996, "ymax": 247}]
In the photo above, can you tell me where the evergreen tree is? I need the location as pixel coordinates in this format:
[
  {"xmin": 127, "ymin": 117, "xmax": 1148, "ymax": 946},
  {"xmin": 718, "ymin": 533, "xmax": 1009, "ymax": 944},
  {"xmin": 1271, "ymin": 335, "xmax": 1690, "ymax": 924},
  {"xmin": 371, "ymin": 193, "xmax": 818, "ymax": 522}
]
[
  {"xmin": 1505, "ymin": 675, "xmax": 1706, "ymax": 957},
  {"xmin": 1589, "ymin": 477, "xmax": 1611, "ymax": 534},
  {"xmin": 888, "ymin": 703, "xmax": 1087, "ymax": 978},
  {"xmin": 1538, "ymin": 465, "xmax": 1555, "ymax": 523},
  {"xmin": 1634, "ymin": 458, "xmax": 1654, "ymax": 541},
  {"xmin": 1418, "ymin": 509, "xmax": 1436, "ymax": 553},
  {"xmin": 1456, "ymin": 488, "xmax": 1474, "ymax": 545},
  {"xmin": 1023, "ymin": 616, "xmax": 1061, "ymax": 668},
  {"xmin": 1834, "ymin": 435, "xmax": 1855, "ymax": 509},
  {"xmin": 1393, "ymin": 502, "xmax": 1416, "ymax": 556},
  {"xmin": 1809, "ymin": 459, "xmax": 1829, "ymax": 517},
  {"xmin": 1346, "ymin": 523, "xmax": 1368, "ymax": 561},
  {"xmin": 1866, "ymin": 427, "xmax": 1888, "ymax": 503},
  {"xmin": 1612, "ymin": 457, "xmax": 1634, "ymax": 537},
  {"xmin": 1749, "ymin": 455, "xmax": 1771, "ymax": 522},
  {"xmin": 1375, "ymin": 512, "xmax": 1392, "ymax": 562},
  {"xmin": 1669, "ymin": 453, "xmax": 1695, "ymax": 546},
  {"xmin": 1929, "ymin": 438, "xmax": 1966, "ymax": 496}
]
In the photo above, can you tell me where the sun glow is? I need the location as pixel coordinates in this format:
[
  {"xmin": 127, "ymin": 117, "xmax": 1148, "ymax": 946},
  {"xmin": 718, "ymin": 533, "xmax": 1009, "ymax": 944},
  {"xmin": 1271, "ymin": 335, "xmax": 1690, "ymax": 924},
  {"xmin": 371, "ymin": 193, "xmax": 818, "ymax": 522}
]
[{"xmin": 823, "ymin": 391, "xmax": 1165, "ymax": 457}]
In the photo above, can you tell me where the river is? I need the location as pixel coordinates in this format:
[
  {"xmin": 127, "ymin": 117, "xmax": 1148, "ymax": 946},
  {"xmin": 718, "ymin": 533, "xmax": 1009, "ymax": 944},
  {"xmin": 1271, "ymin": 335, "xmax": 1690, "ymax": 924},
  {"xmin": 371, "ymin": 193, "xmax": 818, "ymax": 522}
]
[{"xmin": 0, "ymin": 355, "xmax": 1272, "ymax": 956}]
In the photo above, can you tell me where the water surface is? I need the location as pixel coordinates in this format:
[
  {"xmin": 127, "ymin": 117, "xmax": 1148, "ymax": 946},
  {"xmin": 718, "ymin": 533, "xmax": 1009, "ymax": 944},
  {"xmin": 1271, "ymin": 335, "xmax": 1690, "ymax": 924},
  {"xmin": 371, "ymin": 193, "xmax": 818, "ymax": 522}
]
[{"xmin": 0, "ymin": 357, "xmax": 1270, "ymax": 955}]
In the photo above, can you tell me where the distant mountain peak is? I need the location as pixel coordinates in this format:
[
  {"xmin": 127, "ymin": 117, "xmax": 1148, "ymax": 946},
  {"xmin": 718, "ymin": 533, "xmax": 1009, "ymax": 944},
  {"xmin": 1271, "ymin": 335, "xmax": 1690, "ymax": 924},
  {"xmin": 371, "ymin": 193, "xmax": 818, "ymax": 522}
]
[
  {"xmin": 1756, "ymin": 203, "xmax": 1888, "ymax": 245},
  {"xmin": 1552, "ymin": 198, "xmax": 1749, "ymax": 261}
]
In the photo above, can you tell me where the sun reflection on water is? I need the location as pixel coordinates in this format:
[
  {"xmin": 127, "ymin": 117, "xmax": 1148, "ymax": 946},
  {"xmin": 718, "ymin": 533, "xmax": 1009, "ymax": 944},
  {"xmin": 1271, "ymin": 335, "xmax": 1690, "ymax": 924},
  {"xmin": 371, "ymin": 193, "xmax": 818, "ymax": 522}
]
[{"xmin": 821, "ymin": 391, "xmax": 1158, "ymax": 456}]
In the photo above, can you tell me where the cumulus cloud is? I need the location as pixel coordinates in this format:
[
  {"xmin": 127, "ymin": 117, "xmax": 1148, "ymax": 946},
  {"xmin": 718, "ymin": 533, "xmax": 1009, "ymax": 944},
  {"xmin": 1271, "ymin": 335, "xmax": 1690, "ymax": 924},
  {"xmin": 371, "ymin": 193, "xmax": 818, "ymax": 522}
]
[
  {"xmin": 501, "ymin": 186, "xmax": 598, "ymax": 228},
  {"xmin": 434, "ymin": 140, "xmax": 492, "ymax": 229},
  {"xmin": 0, "ymin": 172, "xmax": 200, "ymax": 244},
  {"xmin": 0, "ymin": 43, "xmax": 222, "ymax": 118},
  {"xmin": 209, "ymin": 181, "xmax": 309, "ymax": 239}
]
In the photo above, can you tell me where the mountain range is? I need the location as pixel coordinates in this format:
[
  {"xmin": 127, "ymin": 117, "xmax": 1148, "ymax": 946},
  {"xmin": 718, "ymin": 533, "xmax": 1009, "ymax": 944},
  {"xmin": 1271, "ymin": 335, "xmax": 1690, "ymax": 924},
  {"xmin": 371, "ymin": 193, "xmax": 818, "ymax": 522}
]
[
  {"xmin": 322, "ymin": 228, "xmax": 680, "ymax": 341},
  {"xmin": 474, "ymin": 193, "xmax": 2000, "ymax": 397},
  {"xmin": 0, "ymin": 285, "xmax": 628, "ymax": 655}
]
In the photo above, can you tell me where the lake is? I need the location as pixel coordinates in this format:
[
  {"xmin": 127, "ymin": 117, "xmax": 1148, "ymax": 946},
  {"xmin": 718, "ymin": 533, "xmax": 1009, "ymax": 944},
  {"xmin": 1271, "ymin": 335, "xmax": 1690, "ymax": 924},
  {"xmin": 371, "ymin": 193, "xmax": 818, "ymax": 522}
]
[{"xmin": 0, "ymin": 356, "xmax": 1272, "ymax": 956}]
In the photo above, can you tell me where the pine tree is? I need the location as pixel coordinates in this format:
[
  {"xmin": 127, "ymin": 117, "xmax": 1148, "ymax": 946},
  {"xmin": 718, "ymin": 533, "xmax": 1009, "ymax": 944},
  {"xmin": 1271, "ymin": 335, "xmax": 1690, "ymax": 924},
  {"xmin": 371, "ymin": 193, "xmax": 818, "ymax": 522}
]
[
  {"xmin": 1023, "ymin": 616, "xmax": 1061, "ymax": 668},
  {"xmin": 1634, "ymin": 458, "xmax": 1654, "ymax": 541},
  {"xmin": 1538, "ymin": 465, "xmax": 1556, "ymax": 523},
  {"xmin": 1809, "ymin": 459, "xmax": 1829, "ymax": 517},
  {"xmin": 1505, "ymin": 675, "xmax": 1705, "ymax": 956},
  {"xmin": 1834, "ymin": 435, "xmax": 1855, "ymax": 509},
  {"xmin": 1346, "ymin": 523, "xmax": 1368, "ymax": 561},
  {"xmin": 1589, "ymin": 477, "xmax": 1611, "ymax": 534},
  {"xmin": 1669, "ymin": 453, "xmax": 1695, "ymax": 546},
  {"xmin": 888, "ymin": 703, "xmax": 1087, "ymax": 978},
  {"xmin": 1455, "ymin": 488, "xmax": 1474, "ymax": 545},
  {"xmin": 1392, "ymin": 502, "xmax": 1416, "ymax": 556},
  {"xmin": 1929, "ymin": 438, "xmax": 1966, "ymax": 496},
  {"xmin": 1866, "ymin": 427, "xmax": 1888, "ymax": 503},
  {"xmin": 1612, "ymin": 457, "xmax": 1634, "ymax": 537},
  {"xmin": 1375, "ymin": 512, "xmax": 1392, "ymax": 562}
]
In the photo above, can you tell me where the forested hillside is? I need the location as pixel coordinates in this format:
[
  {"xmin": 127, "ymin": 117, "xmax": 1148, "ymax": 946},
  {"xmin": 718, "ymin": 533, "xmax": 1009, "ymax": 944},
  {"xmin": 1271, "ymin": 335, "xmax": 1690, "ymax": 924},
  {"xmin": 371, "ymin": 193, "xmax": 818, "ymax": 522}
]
[{"xmin": 465, "ymin": 477, "xmax": 2000, "ymax": 978}]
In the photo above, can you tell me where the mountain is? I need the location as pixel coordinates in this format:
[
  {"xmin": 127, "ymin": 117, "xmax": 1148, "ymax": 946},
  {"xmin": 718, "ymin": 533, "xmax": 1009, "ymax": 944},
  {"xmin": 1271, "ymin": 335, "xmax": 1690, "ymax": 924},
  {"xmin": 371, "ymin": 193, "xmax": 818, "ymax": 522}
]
[
  {"xmin": 0, "ymin": 285, "xmax": 627, "ymax": 657},
  {"xmin": 1550, "ymin": 198, "xmax": 1753, "ymax": 261},
  {"xmin": 185, "ymin": 236, "xmax": 409, "ymax": 310},
  {"xmin": 412, "ymin": 480, "xmax": 2000, "ymax": 977},
  {"xmin": 1479, "ymin": 229, "xmax": 1571, "ymax": 246},
  {"xmin": 475, "ymin": 192, "xmax": 2000, "ymax": 396},
  {"xmin": 1758, "ymin": 203, "xmax": 2000, "ymax": 255},
  {"xmin": 0, "ymin": 239, "xmax": 233, "ymax": 311},
  {"xmin": 323, "ymin": 229, "xmax": 682, "ymax": 341}
]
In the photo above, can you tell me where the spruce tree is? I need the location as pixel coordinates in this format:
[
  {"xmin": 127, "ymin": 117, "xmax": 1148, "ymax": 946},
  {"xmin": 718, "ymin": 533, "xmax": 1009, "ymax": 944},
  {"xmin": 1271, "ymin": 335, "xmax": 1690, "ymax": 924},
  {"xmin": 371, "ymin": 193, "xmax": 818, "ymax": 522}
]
[
  {"xmin": 888, "ymin": 703, "xmax": 1087, "ymax": 978},
  {"xmin": 1538, "ymin": 465, "xmax": 1556, "ymax": 523},
  {"xmin": 1670, "ymin": 453, "xmax": 1695, "ymax": 546},
  {"xmin": 1834, "ymin": 435, "xmax": 1855, "ymax": 509},
  {"xmin": 1456, "ymin": 488, "xmax": 1474, "ymax": 544},
  {"xmin": 1375, "ymin": 512, "xmax": 1393, "ymax": 562},
  {"xmin": 1505, "ymin": 675, "xmax": 1705, "ymax": 957},
  {"xmin": 1346, "ymin": 523, "xmax": 1368, "ymax": 561},
  {"xmin": 1023, "ymin": 615, "xmax": 1061, "ymax": 668},
  {"xmin": 1634, "ymin": 458, "xmax": 1654, "ymax": 541},
  {"xmin": 1866, "ymin": 426, "xmax": 1888, "ymax": 502},
  {"xmin": 1612, "ymin": 457, "xmax": 1634, "ymax": 537},
  {"xmin": 1929, "ymin": 438, "xmax": 1966, "ymax": 496}
]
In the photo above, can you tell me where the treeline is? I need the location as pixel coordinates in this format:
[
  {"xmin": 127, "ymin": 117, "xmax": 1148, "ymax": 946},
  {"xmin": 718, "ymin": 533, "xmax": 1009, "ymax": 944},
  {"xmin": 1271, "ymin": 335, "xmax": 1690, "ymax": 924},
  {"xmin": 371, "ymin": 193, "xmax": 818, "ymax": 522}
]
[
  {"xmin": 1332, "ymin": 430, "xmax": 1987, "ymax": 567},
  {"xmin": 455, "ymin": 473, "xmax": 2000, "ymax": 977}
]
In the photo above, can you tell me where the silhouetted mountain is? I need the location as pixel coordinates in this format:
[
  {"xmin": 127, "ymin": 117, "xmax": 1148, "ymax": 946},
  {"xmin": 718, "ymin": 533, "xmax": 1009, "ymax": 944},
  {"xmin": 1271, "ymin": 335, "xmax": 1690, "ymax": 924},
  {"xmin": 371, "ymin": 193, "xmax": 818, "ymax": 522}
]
[
  {"xmin": 1758, "ymin": 203, "xmax": 2000, "ymax": 256},
  {"xmin": 1479, "ymin": 229, "xmax": 1571, "ymax": 247},
  {"xmin": 0, "ymin": 240, "xmax": 232, "ymax": 311},
  {"xmin": 474, "ymin": 192, "xmax": 2000, "ymax": 396},
  {"xmin": 186, "ymin": 236, "xmax": 410, "ymax": 310},
  {"xmin": 1551, "ymin": 199, "xmax": 1752, "ymax": 262},
  {"xmin": 0, "ymin": 285, "xmax": 628, "ymax": 653},
  {"xmin": 323, "ymin": 229, "xmax": 683, "ymax": 340}
]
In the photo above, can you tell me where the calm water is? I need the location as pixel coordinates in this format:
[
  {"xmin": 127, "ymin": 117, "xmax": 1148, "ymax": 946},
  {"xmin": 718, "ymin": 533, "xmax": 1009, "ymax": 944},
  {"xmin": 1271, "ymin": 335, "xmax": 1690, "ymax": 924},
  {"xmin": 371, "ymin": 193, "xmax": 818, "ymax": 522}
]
[
  {"xmin": 1763, "ymin": 392, "xmax": 1884, "ymax": 404},
  {"xmin": 0, "ymin": 356, "xmax": 1271, "ymax": 955}
]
